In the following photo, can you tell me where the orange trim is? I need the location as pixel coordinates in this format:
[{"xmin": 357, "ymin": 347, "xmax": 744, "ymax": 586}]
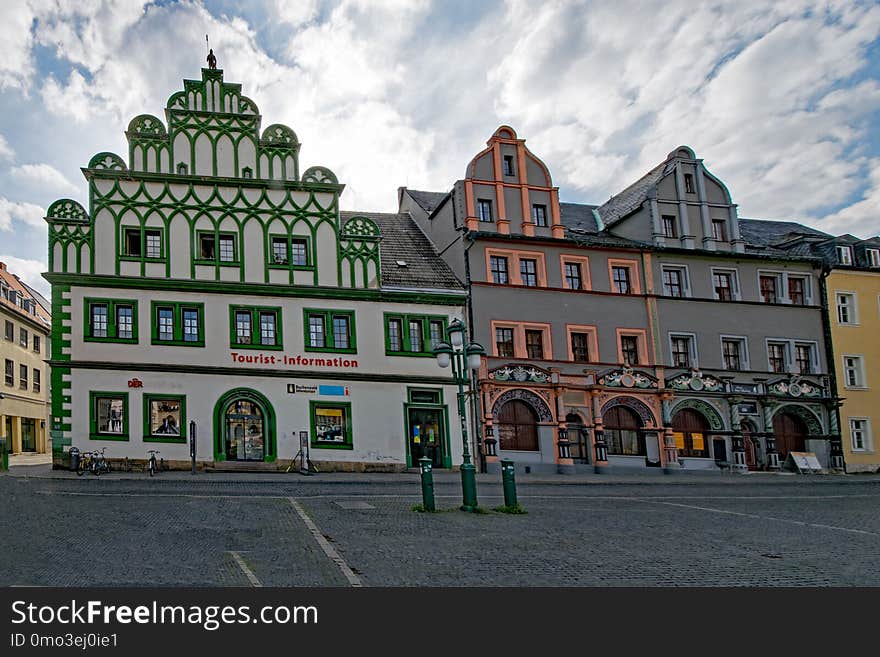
[
  {"xmin": 490, "ymin": 320, "xmax": 553, "ymax": 360},
  {"xmin": 466, "ymin": 179, "xmax": 557, "ymax": 191},
  {"xmin": 607, "ymin": 258, "xmax": 642, "ymax": 295},
  {"xmin": 559, "ymin": 254, "xmax": 591, "ymax": 290},
  {"xmin": 550, "ymin": 188, "xmax": 564, "ymax": 238},
  {"xmin": 464, "ymin": 180, "xmax": 475, "ymax": 224},
  {"xmin": 566, "ymin": 324, "xmax": 599, "ymax": 363},
  {"xmin": 615, "ymin": 328, "xmax": 650, "ymax": 365},
  {"xmin": 484, "ymin": 248, "xmax": 547, "ymax": 286}
]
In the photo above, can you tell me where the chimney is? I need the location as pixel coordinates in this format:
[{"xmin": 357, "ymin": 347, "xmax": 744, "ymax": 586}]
[{"xmin": 0, "ymin": 262, "xmax": 6, "ymax": 271}]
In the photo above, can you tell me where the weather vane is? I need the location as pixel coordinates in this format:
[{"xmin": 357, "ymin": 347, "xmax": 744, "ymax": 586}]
[{"xmin": 206, "ymin": 34, "xmax": 217, "ymax": 70}]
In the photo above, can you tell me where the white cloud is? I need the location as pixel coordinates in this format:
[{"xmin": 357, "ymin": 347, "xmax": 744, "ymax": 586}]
[
  {"xmin": 821, "ymin": 159, "xmax": 880, "ymax": 236},
  {"xmin": 10, "ymin": 163, "xmax": 79, "ymax": 196},
  {"xmin": 0, "ymin": 0, "xmax": 36, "ymax": 90},
  {"xmin": 0, "ymin": 197, "xmax": 45, "ymax": 231},
  {"xmin": 0, "ymin": 254, "xmax": 49, "ymax": 297},
  {"xmin": 0, "ymin": 134, "xmax": 13, "ymax": 161}
]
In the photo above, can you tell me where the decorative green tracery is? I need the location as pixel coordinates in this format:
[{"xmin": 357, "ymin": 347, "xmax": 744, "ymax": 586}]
[
  {"xmin": 772, "ymin": 404, "xmax": 824, "ymax": 436},
  {"xmin": 669, "ymin": 398, "xmax": 726, "ymax": 431},
  {"xmin": 88, "ymin": 152, "xmax": 127, "ymax": 171},
  {"xmin": 339, "ymin": 216, "xmax": 381, "ymax": 288}
]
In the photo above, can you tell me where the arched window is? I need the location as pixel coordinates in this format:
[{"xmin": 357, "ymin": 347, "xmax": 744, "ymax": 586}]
[
  {"xmin": 176, "ymin": 162, "xmax": 188, "ymax": 175},
  {"xmin": 772, "ymin": 412, "xmax": 807, "ymax": 459},
  {"xmin": 224, "ymin": 398, "xmax": 265, "ymax": 461},
  {"xmin": 672, "ymin": 408, "xmax": 710, "ymax": 458},
  {"xmin": 497, "ymin": 400, "xmax": 539, "ymax": 451},
  {"xmin": 603, "ymin": 406, "xmax": 644, "ymax": 456}
]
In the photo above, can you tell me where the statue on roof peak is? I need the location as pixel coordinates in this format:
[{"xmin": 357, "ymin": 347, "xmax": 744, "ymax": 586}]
[{"xmin": 207, "ymin": 48, "xmax": 217, "ymax": 70}]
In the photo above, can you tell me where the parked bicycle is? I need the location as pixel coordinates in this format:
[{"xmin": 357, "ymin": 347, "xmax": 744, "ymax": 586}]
[
  {"xmin": 92, "ymin": 447, "xmax": 112, "ymax": 475},
  {"xmin": 147, "ymin": 449, "xmax": 161, "ymax": 477},
  {"xmin": 75, "ymin": 450, "xmax": 93, "ymax": 477}
]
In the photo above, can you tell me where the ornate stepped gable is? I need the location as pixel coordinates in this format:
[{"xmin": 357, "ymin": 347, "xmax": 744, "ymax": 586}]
[{"xmin": 45, "ymin": 68, "xmax": 380, "ymax": 289}]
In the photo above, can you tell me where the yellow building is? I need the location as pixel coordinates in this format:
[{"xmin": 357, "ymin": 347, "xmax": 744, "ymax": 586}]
[
  {"xmin": 826, "ymin": 237, "xmax": 880, "ymax": 473},
  {"xmin": 0, "ymin": 261, "xmax": 51, "ymax": 455}
]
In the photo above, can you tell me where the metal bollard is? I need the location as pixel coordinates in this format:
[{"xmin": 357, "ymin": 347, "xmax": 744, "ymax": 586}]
[
  {"xmin": 501, "ymin": 458, "xmax": 517, "ymax": 508},
  {"xmin": 0, "ymin": 438, "xmax": 7, "ymax": 472},
  {"xmin": 418, "ymin": 456, "xmax": 435, "ymax": 512}
]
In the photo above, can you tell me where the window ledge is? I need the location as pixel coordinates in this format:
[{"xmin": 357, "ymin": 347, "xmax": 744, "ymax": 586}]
[
  {"xmin": 231, "ymin": 342, "xmax": 284, "ymax": 351},
  {"xmin": 89, "ymin": 434, "xmax": 129, "ymax": 441}
]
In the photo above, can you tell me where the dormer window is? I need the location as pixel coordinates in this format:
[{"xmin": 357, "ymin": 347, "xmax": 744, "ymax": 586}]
[
  {"xmin": 176, "ymin": 162, "xmax": 188, "ymax": 175},
  {"xmin": 662, "ymin": 215, "xmax": 677, "ymax": 238},
  {"xmin": 532, "ymin": 204, "xmax": 548, "ymax": 227},
  {"xmin": 502, "ymin": 155, "xmax": 515, "ymax": 177},
  {"xmin": 684, "ymin": 173, "xmax": 695, "ymax": 194},
  {"xmin": 242, "ymin": 167, "xmax": 253, "ymax": 179},
  {"xmin": 837, "ymin": 245, "xmax": 853, "ymax": 265},
  {"xmin": 866, "ymin": 248, "xmax": 880, "ymax": 267},
  {"xmin": 477, "ymin": 199, "xmax": 493, "ymax": 223},
  {"xmin": 711, "ymin": 219, "xmax": 727, "ymax": 242}
]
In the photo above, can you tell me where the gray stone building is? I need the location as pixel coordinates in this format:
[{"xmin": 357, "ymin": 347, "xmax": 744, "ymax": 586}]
[{"xmin": 403, "ymin": 128, "xmax": 843, "ymax": 474}]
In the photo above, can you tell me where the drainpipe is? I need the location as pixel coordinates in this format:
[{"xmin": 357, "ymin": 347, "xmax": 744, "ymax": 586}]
[
  {"xmin": 819, "ymin": 265, "xmax": 845, "ymax": 470},
  {"xmin": 463, "ymin": 230, "xmax": 486, "ymax": 473}
]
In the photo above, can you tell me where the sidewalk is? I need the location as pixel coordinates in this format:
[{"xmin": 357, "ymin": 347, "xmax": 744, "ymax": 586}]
[{"xmin": 5, "ymin": 462, "xmax": 880, "ymax": 486}]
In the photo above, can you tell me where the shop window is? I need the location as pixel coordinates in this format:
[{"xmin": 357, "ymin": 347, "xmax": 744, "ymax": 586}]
[
  {"xmin": 384, "ymin": 314, "xmax": 445, "ymax": 356},
  {"xmin": 672, "ymin": 409, "xmax": 710, "ymax": 458},
  {"xmin": 144, "ymin": 395, "xmax": 186, "ymax": 443},
  {"xmin": 603, "ymin": 406, "xmax": 645, "ymax": 456},
  {"xmin": 311, "ymin": 401, "xmax": 353, "ymax": 450},
  {"xmin": 196, "ymin": 230, "xmax": 239, "ymax": 265},
  {"xmin": 496, "ymin": 400, "xmax": 539, "ymax": 451},
  {"xmin": 151, "ymin": 301, "xmax": 204, "ymax": 346},
  {"xmin": 89, "ymin": 392, "xmax": 129, "ymax": 440},
  {"xmin": 85, "ymin": 298, "xmax": 138, "ymax": 343},
  {"xmin": 304, "ymin": 309, "xmax": 356, "ymax": 353},
  {"xmin": 230, "ymin": 306, "xmax": 283, "ymax": 350}
]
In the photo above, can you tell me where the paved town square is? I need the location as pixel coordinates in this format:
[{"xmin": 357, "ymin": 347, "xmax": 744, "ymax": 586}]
[{"xmin": 4, "ymin": 467, "xmax": 879, "ymax": 587}]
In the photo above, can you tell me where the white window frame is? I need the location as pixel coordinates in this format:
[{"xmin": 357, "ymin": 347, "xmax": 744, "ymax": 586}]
[
  {"xmin": 837, "ymin": 245, "xmax": 853, "ymax": 265},
  {"xmin": 710, "ymin": 267, "xmax": 741, "ymax": 301},
  {"xmin": 765, "ymin": 338, "xmax": 792, "ymax": 374},
  {"xmin": 757, "ymin": 270, "xmax": 783, "ymax": 304},
  {"xmin": 785, "ymin": 273, "xmax": 812, "ymax": 305},
  {"xmin": 867, "ymin": 248, "xmax": 880, "ymax": 268},
  {"xmin": 793, "ymin": 341, "xmax": 820, "ymax": 375},
  {"xmin": 668, "ymin": 332, "xmax": 698, "ymax": 369},
  {"xmin": 849, "ymin": 417, "xmax": 872, "ymax": 452},
  {"xmin": 842, "ymin": 354, "xmax": 866, "ymax": 389},
  {"xmin": 835, "ymin": 291, "xmax": 858, "ymax": 325},
  {"xmin": 720, "ymin": 334, "xmax": 750, "ymax": 371},
  {"xmin": 660, "ymin": 264, "xmax": 691, "ymax": 298}
]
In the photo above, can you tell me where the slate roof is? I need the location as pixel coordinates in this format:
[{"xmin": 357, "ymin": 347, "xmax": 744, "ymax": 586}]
[
  {"xmin": 595, "ymin": 160, "xmax": 671, "ymax": 226},
  {"xmin": 559, "ymin": 202, "xmax": 600, "ymax": 233},
  {"xmin": 340, "ymin": 211, "xmax": 464, "ymax": 291},
  {"xmin": 405, "ymin": 189, "xmax": 450, "ymax": 215}
]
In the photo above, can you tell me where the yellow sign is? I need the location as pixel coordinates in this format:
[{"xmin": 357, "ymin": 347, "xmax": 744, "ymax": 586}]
[
  {"xmin": 691, "ymin": 433, "xmax": 704, "ymax": 451},
  {"xmin": 318, "ymin": 408, "xmax": 343, "ymax": 418},
  {"xmin": 673, "ymin": 432, "xmax": 685, "ymax": 450}
]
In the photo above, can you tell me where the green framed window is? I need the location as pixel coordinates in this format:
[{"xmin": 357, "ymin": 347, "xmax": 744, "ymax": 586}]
[
  {"xmin": 408, "ymin": 387, "xmax": 443, "ymax": 404},
  {"xmin": 267, "ymin": 234, "xmax": 313, "ymax": 270},
  {"xmin": 384, "ymin": 314, "xmax": 447, "ymax": 356},
  {"xmin": 143, "ymin": 394, "xmax": 186, "ymax": 443},
  {"xmin": 230, "ymin": 306, "xmax": 283, "ymax": 350},
  {"xmin": 310, "ymin": 401, "xmax": 353, "ymax": 450},
  {"xmin": 84, "ymin": 298, "xmax": 138, "ymax": 344},
  {"xmin": 151, "ymin": 301, "xmax": 205, "ymax": 346},
  {"xmin": 89, "ymin": 391, "xmax": 129, "ymax": 441},
  {"xmin": 121, "ymin": 225, "xmax": 166, "ymax": 262},
  {"xmin": 303, "ymin": 309, "xmax": 356, "ymax": 353},
  {"xmin": 195, "ymin": 230, "xmax": 240, "ymax": 266}
]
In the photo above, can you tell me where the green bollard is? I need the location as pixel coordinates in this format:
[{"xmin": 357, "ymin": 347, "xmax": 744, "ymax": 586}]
[
  {"xmin": 501, "ymin": 458, "xmax": 517, "ymax": 508},
  {"xmin": 0, "ymin": 438, "xmax": 7, "ymax": 472},
  {"xmin": 419, "ymin": 456, "xmax": 435, "ymax": 512}
]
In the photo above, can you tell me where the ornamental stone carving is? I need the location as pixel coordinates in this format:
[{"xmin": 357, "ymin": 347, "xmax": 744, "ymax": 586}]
[
  {"xmin": 88, "ymin": 152, "xmax": 127, "ymax": 171},
  {"xmin": 492, "ymin": 388, "xmax": 554, "ymax": 423},
  {"xmin": 600, "ymin": 395, "xmax": 657, "ymax": 426},
  {"xmin": 669, "ymin": 398, "xmax": 726, "ymax": 431},
  {"xmin": 301, "ymin": 166, "xmax": 338, "ymax": 185},
  {"xmin": 667, "ymin": 369, "xmax": 723, "ymax": 393},
  {"xmin": 46, "ymin": 199, "xmax": 88, "ymax": 222},
  {"xmin": 768, "ymin": 376, "xmax": 822, "ymax": 398},
  {"xmin": 489, "ymin": 364, "xmax": 550, "ymax": 383},
  {"xmin": 598, "ymin": 367, "xmax": 657, "ymax": 389}
]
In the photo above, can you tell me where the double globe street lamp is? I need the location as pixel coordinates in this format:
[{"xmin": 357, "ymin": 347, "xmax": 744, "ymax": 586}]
[{"xmin": 433, "ymin": 318, "xmax": 485, "ymax": 512}]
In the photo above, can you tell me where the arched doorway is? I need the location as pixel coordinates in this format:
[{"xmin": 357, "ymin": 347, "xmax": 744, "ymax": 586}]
[
  {"xmin": 740, "ymin": 420, "xmax": 758, "ymax": 470},
  {"xmin": 496, "ymin": 400, "xmax": 539, "ymax": 451},
  {"xmin": 772, "ymin": 411, "xmax": 807, "ymax": 460},
  {"xmin": 603, "ymin": 406, "xmax": 645, "ymax": 456},
  {"xmin": 213, "ymin": 389, "xmax": 277, "ymax": 462},
  {"xmin": 671, "ymin": 408, "xmax": 710, "ymax": 458},
  {"xmin": 566, "ymin": 412, "xmax": 588, "ymax": 463}
]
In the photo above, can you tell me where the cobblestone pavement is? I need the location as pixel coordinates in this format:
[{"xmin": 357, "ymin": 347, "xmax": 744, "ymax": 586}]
[{"xmin": 3, "ymin": 472, "xmax": 879, "ymax": 586}]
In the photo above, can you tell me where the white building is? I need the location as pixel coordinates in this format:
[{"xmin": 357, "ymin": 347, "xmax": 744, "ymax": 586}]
[{"xmin": 45, "ymin": 68, "xmax": 467, "ymax": 471}]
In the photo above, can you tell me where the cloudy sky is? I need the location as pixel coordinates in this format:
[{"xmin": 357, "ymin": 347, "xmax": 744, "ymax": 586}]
[{"xmin": 1, "ymin": 0, "xmax": 879, "ymax": 296}]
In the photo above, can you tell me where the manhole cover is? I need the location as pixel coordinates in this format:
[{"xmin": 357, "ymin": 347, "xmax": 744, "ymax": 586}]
[{"xmin": 334, "ymin": 501, "xmax": 375, "ymax": 510}]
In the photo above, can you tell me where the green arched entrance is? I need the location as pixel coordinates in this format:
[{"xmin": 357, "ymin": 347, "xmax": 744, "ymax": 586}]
[{"xmin": 213, "ymin": 388, "xmax": 277, "ymax": 462}]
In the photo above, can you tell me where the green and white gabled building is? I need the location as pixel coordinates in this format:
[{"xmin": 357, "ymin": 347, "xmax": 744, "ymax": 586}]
[{"xmin": 44, "ymin": 68, "xmax": 467, "ymax": 471}]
